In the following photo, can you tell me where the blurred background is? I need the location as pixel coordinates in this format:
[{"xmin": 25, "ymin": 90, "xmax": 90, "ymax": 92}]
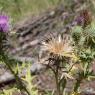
[
  {"xmin": 0, "ymin": 0, "xmax": 61, "ymax": 22},
  {"xmin": 0, "ymin": 0, "xmax": 95, "ymax": 23}
]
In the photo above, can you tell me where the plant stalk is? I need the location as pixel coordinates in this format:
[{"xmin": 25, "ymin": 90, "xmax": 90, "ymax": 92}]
[
  {"xmin": 55, "ymin": 65, "xmax": 61, "ymax": 95},
  {"xmin": 74, "ymin": 79, "xmax": 81, "ymax": 93},
  {"xmin": 1, "ymin": 52, "xmax": 31, "ymax": 95}
]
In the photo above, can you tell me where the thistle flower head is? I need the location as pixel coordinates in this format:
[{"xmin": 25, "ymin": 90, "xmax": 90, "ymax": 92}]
[
  {"xmin": 75, "ymin": 16, "xmax": 84, "ymax": 25},
  {"xmin": 0, "ymin": 15, "xmax": 9, "ymax": 32},
  {"xmin": 75, "ymin": 10, "xmax": 92, "ymax": 28},
  {"xmin": 41, "ymin": 35, "xmax": 74, "ymax": 58}
]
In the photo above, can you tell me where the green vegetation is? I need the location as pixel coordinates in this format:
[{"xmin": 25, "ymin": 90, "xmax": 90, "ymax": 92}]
[
  {"xmin": 0, "ymin": 63, "xmax": 38, "ymax": 95},
  {"xmin": 0, "ymin": 0, "xmax": 60, "ymax": 22}
]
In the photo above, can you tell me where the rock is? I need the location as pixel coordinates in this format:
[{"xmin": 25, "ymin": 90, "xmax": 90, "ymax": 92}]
[{"xmin": 30, "ymin": 63, "xmax": 46, "ymax": 75}]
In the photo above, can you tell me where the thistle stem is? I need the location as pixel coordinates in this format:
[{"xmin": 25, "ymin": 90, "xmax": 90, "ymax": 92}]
[
  {"xmin": 54, "ymin": 65, "xmax": 61, "ymax": 95},
  {"xmin": 55, "ymin": 72, "xmax": 60, "ymax": 95},
  {"xmin": 1, "ymin": 52, "xmax": 31, "ymax": 95},
  {"xmin": 74, "ymin": 79, "xmax": 81, "ymax": 92},
  {"xmin": 61, "ymin": 78, "xmax": 67, "ymax": 93}
]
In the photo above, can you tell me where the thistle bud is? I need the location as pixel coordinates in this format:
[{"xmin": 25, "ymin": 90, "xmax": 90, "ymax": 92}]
[{"xmin": 0, "ymin": 15, "xmax": 9, "ymax": 54}]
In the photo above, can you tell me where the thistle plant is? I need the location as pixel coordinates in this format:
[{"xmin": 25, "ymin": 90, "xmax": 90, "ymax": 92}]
[
  {"xmin": 41, "ymin": 35, "xmax": 77, "ymax": 95},
  {"xmin": 0, "ymin": 14, "xmax": 31, "ymax": 95},
  {"xmin": 40, "ymin": 12, "xmax": 95, "ymax": 95},
  {"xmin": 71, "ymin": 20, "xmax": 95, "ymax": 94}
]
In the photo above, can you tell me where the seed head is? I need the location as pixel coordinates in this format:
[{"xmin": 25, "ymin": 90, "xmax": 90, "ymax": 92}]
[{"xmin": 41, "ymin": 35, "xmax": 74, "ymax": 58}]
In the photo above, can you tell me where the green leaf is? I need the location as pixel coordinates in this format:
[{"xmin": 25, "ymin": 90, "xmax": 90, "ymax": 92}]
[{"xmin": 71, "ymin": 26, "xmax": 83, "ymax": 45}]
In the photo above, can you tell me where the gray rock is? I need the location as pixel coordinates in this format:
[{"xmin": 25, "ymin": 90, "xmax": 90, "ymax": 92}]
[{"xmin": 30, "ymin": 63, "xmax": 46, "ymax": 74}]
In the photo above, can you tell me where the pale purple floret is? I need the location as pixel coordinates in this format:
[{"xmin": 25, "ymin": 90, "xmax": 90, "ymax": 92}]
[
  {"xmin": 75, "ymin": 16, "xmax": 84, "ymax": 25},
  {"xmin": 0, "ymin": 15, "xmax": 9, "ymax": 32}
]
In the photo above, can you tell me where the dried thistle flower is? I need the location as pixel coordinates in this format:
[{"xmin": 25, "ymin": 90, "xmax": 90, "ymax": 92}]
[{"xmin": 41, "ymin": 35, "xmax": 74, "ymax": 58}]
